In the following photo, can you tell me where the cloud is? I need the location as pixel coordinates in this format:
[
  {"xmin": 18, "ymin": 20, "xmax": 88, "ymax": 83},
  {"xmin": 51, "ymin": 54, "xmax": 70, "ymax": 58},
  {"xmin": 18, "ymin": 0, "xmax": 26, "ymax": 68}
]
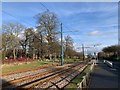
[
  {"xmin": 53, "ymin": 2, "xmax": 117, "ymax": 17},
  {"xmin": 88, "ymin": 30, "xmax": 117, "ymax": 36},
  {"xmin": 18, "ymin": 30, "xmax": 24, "ymax": 39},
  {"xmin": 88, "ymin": 30, "xmax": 102, "ymax": 36},
  {"xmin": 94, "ymin": 23, "xmax": 118, "ymax": 28}
]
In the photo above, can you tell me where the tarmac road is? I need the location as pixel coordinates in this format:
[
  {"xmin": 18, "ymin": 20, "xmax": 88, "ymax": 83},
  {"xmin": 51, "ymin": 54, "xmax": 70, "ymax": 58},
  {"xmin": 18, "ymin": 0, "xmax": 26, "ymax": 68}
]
[{"xmin": 89, "ymin": 60, "xmax": 119, "ymax": 89}]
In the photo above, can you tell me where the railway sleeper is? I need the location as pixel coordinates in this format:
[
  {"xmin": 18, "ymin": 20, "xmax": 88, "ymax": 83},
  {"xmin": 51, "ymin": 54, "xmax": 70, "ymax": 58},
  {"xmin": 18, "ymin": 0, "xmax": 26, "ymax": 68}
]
[
  {"xmin": 4, "ymin": 63, "xmax": 86, "ymax": 89},
  {"xmin": 44, "ymin": 66, "xmax": 85, "ymax": 89}
]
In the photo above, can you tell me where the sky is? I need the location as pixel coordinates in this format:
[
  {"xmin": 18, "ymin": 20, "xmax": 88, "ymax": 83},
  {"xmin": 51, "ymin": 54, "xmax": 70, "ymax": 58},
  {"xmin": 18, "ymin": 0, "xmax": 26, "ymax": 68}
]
[{"xmin": 2, "ymin": 2, "xmax": 118, "ymax": 53}]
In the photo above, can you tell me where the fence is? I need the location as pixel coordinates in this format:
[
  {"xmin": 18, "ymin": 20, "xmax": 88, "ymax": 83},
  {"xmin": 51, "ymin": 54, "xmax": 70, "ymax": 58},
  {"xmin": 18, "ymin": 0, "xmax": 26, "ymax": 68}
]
[
  {"xmin": 104, "ymin": 60, "xmax": 113, "ymax": 68},
  {"xmin": 77, "ymin": 61, "xmax": 95, "ymax": 90}
]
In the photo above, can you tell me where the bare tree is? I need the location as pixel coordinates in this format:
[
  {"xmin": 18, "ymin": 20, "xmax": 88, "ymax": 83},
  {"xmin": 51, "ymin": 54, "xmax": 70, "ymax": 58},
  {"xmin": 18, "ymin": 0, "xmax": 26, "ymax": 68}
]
[
  {"xmin": 64, "ymin": 35, "xmax": 74, "ymax": 58},
  {"xmin": 2, "ymin": 22, "xmax": 25, "ymax": 59},
  {"xmin": 35, "ymin": 11, "xmax": 59, "ymax": 60},
  {"xmin": 19, "ymin": 28, "xmax": 34, "ymax": 57},
  {"xmin": 36, "ymin": 25, "xmax": 46, "ymax": 59},
  {"xmin": 2, "ymin": 33, "xmax": 9, "ymax": 59}
]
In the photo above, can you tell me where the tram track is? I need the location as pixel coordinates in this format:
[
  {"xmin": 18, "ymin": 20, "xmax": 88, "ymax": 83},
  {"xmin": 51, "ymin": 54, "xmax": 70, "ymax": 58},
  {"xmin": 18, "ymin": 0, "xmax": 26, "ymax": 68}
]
[{"xmin": 2, "ymin": 62, "xmax": 87, "ymax": 89}]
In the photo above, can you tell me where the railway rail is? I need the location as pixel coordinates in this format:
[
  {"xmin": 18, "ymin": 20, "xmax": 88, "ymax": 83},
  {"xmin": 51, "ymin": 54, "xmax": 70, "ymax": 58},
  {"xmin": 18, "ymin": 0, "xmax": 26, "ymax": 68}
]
[
  {"xmin": 2, "ymin": 64, "xmax": 72, "ymax": 87},
  {"xmin": 30, "ymin": 64, "xmax": 87, "ymax": 89},
  {"xmin": 2, "ymin": 62, "xmax": 87, "ymax": 89},
  {"xmin": 2, "ymin": 65, "xmax": 60, "ymax": 82}
]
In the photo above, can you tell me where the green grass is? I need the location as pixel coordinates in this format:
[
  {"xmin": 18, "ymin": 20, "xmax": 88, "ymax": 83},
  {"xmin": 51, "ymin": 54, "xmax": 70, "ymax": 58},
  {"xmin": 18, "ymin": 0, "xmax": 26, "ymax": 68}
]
[
  {"xmin": 64, "ymin": 58, "xmax": 81, "ymax": 64},
  {"xmin": 2, "ymin": 60, "xmax": 55, "ymax": 73},
  {"xmin": 0, "ymin": 55, "xmax": 1, "ymax": 58},
  {"xmin": 64, "ymin": 64, "xmax": 91, "ymax": 89},
  {"xmin": 64, "ymin": 58, "xmax": 80, "ymax": 61}
]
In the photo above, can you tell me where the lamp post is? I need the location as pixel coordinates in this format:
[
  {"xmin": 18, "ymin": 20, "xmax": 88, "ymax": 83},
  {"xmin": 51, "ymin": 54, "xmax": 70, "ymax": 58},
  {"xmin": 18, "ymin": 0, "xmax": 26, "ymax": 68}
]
[
  {"xmin": 82, "ymin": 44, "xmax": 85, "ymax": 61},
  {"xmin": 61, "ymin": 23, "xmax": 64, "ymax": 66}
]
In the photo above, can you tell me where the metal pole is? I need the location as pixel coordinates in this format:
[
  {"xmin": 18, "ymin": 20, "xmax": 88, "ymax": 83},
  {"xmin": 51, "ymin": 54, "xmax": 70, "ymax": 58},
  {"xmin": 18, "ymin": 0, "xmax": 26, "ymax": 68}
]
[
  {"xmin": 93, "ymin": 45, "xmax": 96, "ymax": 60},
  {"xmin": 61, "ymin": 23, "xmax": 64, "ymax": 65},
  {"xmin": 82, "ymin": 44, "xmax": 85, "ymax": 61}
]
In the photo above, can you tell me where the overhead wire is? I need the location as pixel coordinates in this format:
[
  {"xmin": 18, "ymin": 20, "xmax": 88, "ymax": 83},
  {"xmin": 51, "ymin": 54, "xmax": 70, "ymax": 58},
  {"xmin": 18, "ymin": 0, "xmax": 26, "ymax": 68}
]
[
  {"xmin": 39, "ymin": 2, "xmax": 79, "ymax": 34},
  {"xmin": 2, "ymin": 10, "xmax": 43, "ymax": 41},
  {"xmin": 2, "ymin": 3, "xmax": 79, "ymax": 42},
  {"xmin": 39, "ymin": 2, "xmax": 49, "ymax": 11},
  {"xmin": 2, "ymin": 10, "xmax": 33, "ymax": 26}
]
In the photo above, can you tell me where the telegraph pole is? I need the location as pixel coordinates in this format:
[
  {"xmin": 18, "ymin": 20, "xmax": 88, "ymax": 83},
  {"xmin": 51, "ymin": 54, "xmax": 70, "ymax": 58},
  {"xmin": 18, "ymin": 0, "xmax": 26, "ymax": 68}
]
[
  {"xmin": 61, "ymin": 23, "xmax": 64, "ymax": 66},
  {"xmin": 93, "ymin": 45, "xmax": 96, "ymax": 60},
  {"xmin": 82, "ymin": 44, "xmax": 85, "ymax": 61}
]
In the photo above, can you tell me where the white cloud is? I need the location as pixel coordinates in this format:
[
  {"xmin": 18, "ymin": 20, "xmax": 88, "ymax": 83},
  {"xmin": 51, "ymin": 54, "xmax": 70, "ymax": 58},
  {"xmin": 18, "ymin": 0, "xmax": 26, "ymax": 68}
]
[
  {"xmin": 94, "ymin": 23, "xmax": 118, "ymax": 28},
  {"xmin": 33, "ymin": 28, "xmax": 37, "ymax": 32},
  {"xmin": 18, "ymin": 30, "xmax": 24, "ymax": 39},
  {"xmin": 73, "ymin": 43, "xmax": 81, "ymax": 52},
  {"xmin": 88, "ymin": 30, "xmax": 117, "ymax": 36},
  {"xmin": 88, "ymin": 30, "xmax": 102, "ymax": 36},
  {"xmin": 54, "ymin": 2, "xmax": 117, "ymax": 17}
]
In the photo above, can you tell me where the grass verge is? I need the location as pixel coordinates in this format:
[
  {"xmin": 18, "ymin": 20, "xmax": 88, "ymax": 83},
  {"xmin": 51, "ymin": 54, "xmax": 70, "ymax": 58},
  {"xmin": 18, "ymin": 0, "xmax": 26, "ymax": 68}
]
[
  {"xmin": 2, "ymin": 60, "xmax": 56, "ymax": 73},
  {"xmin": 64, "ymin": 58, "xmax": 81, "ymax": 64},
  {"xmin": 64, "ymin": 58, "xmax": 80, "ymax": 61},
  {"xmin": 64, "ymin": 64, "xmax": 91, "ymax": 89}
]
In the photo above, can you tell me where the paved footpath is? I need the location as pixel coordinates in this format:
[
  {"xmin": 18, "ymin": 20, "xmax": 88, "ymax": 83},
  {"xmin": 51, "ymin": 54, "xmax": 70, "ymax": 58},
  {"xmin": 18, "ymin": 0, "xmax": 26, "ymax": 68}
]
[{"xmin": 89, "ymin": 60, "xmax": 119, "ymax": 89}]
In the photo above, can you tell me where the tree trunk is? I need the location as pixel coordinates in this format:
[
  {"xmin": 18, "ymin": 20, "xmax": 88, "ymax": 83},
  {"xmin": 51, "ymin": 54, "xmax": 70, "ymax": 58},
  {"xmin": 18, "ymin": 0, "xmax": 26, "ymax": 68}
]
[
  {"xmin": 40, "ymin": 33, "xmax": 43, "ymax": 60},
  {"xmin": 13, "ymin": 48, "xmax": 16, "ymax": 60},
  {"xmin": 3, "ymin": 49, "xmax": 6, "ymax": 59},
  {"xmin": 33, "ymin": 48, "xmax": 35, "ymax": 60}
]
